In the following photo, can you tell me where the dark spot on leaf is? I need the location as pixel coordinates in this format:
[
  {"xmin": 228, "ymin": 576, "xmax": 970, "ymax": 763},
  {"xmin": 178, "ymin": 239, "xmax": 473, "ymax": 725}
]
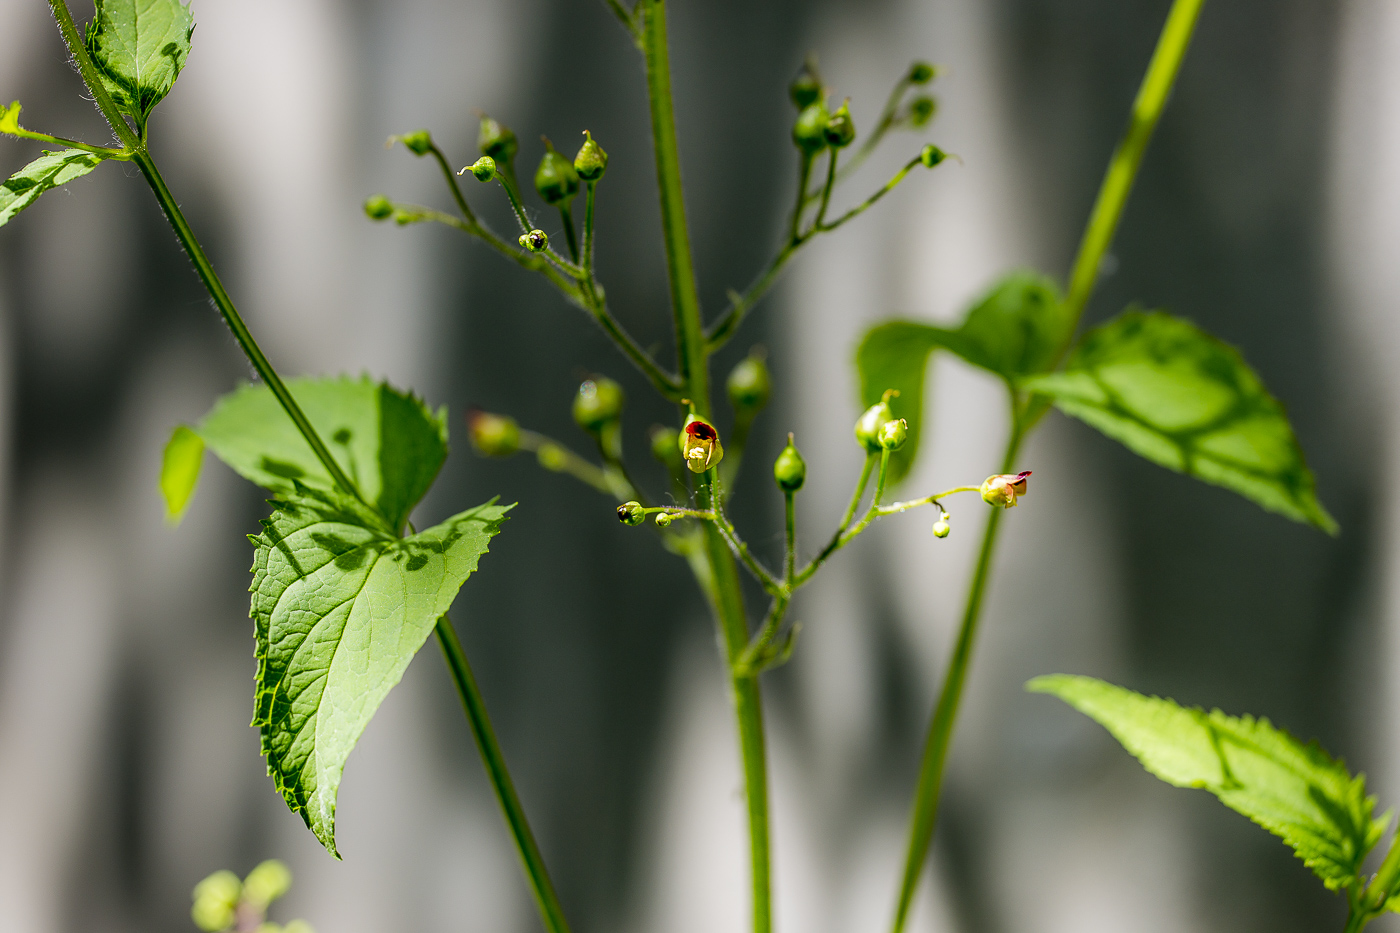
[
  {"xmin": 260, "ymin": 457, "xmax": 307, "ymax": 479},
  {"xmin": 333, "ymin": 428, "xmax": 352, "ymax": 444}
]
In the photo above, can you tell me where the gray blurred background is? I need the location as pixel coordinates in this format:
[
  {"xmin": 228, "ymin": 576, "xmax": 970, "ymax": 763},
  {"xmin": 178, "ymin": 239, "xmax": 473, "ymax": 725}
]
[{"xmin": 0, "ymin": 0, "xmax": 1396, "ymax": 931}]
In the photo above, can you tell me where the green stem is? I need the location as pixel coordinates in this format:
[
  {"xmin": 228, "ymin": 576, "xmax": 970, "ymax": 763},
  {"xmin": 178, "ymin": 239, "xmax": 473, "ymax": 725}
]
[
  {"xmin": 1342, "ymin": 905, "xmax": 1369, "ymax": 933},
  {"xmin": 784, "ymin": 490, "xmax": 796, "ymax": 584},
  {"xmin": 435, "ymin": 617, "xmax": 573, "ymax": 933},
  {"xmin": 46, "ymin": 0, "xmax": 140, "ymax": 151},
  {"xmin": 814, "ymin": 149, "xmax": 839, "ymax": 230},
  {"xmin": 1060, "ymin": 0, "xmax": 1207, "ymax": 336},
  {"xmin": 559, "ymin": 203, "xmax": 580, "ymax": 264}
]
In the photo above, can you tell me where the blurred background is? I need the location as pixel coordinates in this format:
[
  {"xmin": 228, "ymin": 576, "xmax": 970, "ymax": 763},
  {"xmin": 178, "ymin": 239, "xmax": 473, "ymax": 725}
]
[{"xmin": 0, "ymin": 0, "xmax": 1396, "ymax": 931}]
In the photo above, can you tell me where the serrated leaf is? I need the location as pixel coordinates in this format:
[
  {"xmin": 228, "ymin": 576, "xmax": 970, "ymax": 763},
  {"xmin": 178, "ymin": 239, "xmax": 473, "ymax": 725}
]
[
  {"xmin": 160, "ymin": 424, "xmax": 204, "ymax": 523},
  {"xmin": 854, "ymin": 273, "xmax": 1066, "ymax": 484},
  {"xmin": 84, "ymin": 0, "xmax": 194, "ymax": 123},
  {"xmin": 197, "ymin": 376, "xmax": 449, "ymax": 533},
  {"xmin": 0, "ymin": 101, "xmax": 20, "ymax": 136},
  {"xmin": 251, "ymin": 485, "xmax": 510, "ymax": 856},
  {"xmin": 1022, "ymin": 311, "xmax": 1336, "ymax": 533},
  {"xmin": 0, "ymin": 148, "xmax": 105, "ymax": 228},
  {"xmin": 1029, "ymin": 674, "xmax": 1386, "ymax": 891}
]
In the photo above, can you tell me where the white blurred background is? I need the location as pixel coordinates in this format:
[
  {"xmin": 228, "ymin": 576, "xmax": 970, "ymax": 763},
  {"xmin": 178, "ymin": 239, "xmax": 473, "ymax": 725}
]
[{"xmin": 0, "ymin": 0, "xmax": 1396, "ymax": 931}]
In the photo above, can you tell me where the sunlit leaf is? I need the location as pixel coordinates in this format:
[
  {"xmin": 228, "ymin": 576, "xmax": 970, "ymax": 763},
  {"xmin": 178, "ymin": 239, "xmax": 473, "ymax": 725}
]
[
  {"xmin": 160, "ymin": 424, "xmax": 204, "ymax": 524},
  {"xmin": 84, "ymin": 0, "xmax": 194, "ymax": 122},
  {"xmin": 0, "ymin": 148, "xmax": 104, "ymax": 227},
  {"xmin": 0, "ymin": 101, "xmax": 20, "ymax": 136}
]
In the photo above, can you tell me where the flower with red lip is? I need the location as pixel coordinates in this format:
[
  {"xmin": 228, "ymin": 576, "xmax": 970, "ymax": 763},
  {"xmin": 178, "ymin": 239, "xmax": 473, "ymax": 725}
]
[
  {"xmin": 679, "ymin": 415, "xmax": 724, "ymax": 474},
  {"xmin": 980, "ymin": 471, "xmax": 1031, "ymax": 508}
]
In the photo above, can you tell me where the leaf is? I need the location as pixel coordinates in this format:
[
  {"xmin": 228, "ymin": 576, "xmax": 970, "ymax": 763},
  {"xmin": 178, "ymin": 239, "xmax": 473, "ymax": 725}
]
[
  {"xmin": 854, "ymin": 272, "xmax": 1066, "ymax": 484},
  {"xmin": 0, "ymin": 148, "xmax": 105, "ymax": 228},
  {"xmin": 197, "ymin": 376, "xmax": 449, "ymax": 533},
  {"xmin": 1028, "ymin": 674, "xmax": 1387, "ymax": 891},
  {"xmin": 84, "ymin": 0, "xmax": 194, "ymax": 122},
  {"xmin": 160, "ymin": 424, "xmax": 204, "ymax": 524},
  {"xmin": 0, "ymin": 101, "xmax": 20, "ymax": 135},
  {"xmin": 1022, "ymin": 310, "xmax": 1337, "ymax": 533},
  {"xmin": 251, "ymin": 485, "xmax": 510, "ymax": 856}
]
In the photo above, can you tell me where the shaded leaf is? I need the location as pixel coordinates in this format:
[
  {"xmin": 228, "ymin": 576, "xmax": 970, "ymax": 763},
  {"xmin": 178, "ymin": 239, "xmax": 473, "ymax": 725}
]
[
  {"xmin": 1028, "ymin": 674, "xmax": 1386, "ymax": 891},
  {"xmin": 1023, "ymin": 311, "xmax": 1336, "ymax": 533},
  {"xmin": 0, "ymin": 148, "xmax": 104, "ymax": 227},
  {"xmin": 251, "ymin": 485, "xmax": 510, "ymax": 856},
  {"xmin": 85, "ymin": 0, "xmax": 194, "ymax": 122},
  {"xmin": 160, "ymin": 424, "xmax": 204, "ymax": 523}
]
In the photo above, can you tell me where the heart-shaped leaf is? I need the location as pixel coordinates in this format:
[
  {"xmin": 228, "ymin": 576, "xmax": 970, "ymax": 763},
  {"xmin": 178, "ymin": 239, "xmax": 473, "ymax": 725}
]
[{"xmin": 84, "ymin": 0, "xmax": 194, "ymax": 123}]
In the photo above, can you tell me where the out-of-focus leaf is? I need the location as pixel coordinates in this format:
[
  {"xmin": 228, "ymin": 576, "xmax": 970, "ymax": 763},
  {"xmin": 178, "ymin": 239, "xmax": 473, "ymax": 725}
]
[
  {"xmin": 0, "ymin": 148, "xmax": 104, "ymax": 227},
  {"xmin": 160, "ymin": 424, "xmax": 204, "ymax": 523}
]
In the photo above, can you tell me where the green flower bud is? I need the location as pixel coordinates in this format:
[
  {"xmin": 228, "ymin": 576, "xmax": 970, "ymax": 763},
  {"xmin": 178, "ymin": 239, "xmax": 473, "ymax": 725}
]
[
  {"xmin": 650, "ymin": 425, "xmax": 684, "ymax": 470},
  {"xmin": 654, "ymin": 512, "xmax": 673, "ymax": 528},
  {"xmin": 191, "ymin": 871, "xmax": 241, "ymax": 933},
  {"xmin": 574, "ymin": 131, "xmax": 609, "ymax": 182},
  {"xmin": 537, "ymin": 443, "xmax": 568, "ymax": 472},
  {"xmin": 932, "ymin": 514, "xmax": 950, "ymax": 538},
  {"xmin": 572, "ymin": 377, "xmax": 625, "ymax": 432},
  {"xmin": 617, "ymin": 500, "xmax": 645, "ymax": 526},
  {"xmin": 396, "ymin": 129, "xmax": 433, "ymax": 156},
  {"xmin": 363, "ymin": 195, "xmax": 394, "ymax": 221},
  {"xmin": 878, "ymin": 417, "xmax": 908, "ymax": 451},
  {"xmin": 242, "ymin": 860, "xmax": 292, "ymax": 908},
  {"xmin": 727, "ymin": 352, "xmax": 771, "ymax": 413},
  {"xmin": 855, "ymin": 389, "xmax": 898, "ymax": 452},
  {"xmin": 792, "ymin": 102, "xmax": 830, "ymax": 154},
  {"xmin": 773, "ymin": 434, "xmax": 806, "ymax": 492},
  {"xmin": 920, "ymin": 144, "xmax": 947, "ymax": 168},
  {"xmin": 824, "ymin": 99, "xmax": 856, "ymax": 149},
  {"xmin": 909, "ymin": 61, "xmax": 936, "ymax": 84},
  {"xmin": 535, "ymin": 139, "xmax": 580, "ymax": 206},
  {"xmin": 519, "ymin": 229, "xmax": 549, "ymax": 252},
  {"xmin": 789, "ymin": 60, "xmax": 823, "ymax": 109},
  {"xmin": 479, "ymin": 115, "xmax": 518, "ymax": 165},
  {"xmin": 909, "ymin": 96, "xmax": 936, "ymax": 127},
  {"xmin": 468, "ymin": 156, "xmax": 496, "ymax": 182},
  {"xmin": 679, "ymin": 414, "xmax": 724, "ymax": 474},
  {"xmin": 468, "ymin": 410, "xmax": 521, "ymax": 457}
]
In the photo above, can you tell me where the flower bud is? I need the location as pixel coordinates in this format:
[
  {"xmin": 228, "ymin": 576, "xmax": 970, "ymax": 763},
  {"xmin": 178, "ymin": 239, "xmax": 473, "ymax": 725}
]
[
  {"xmin": 468, "ymin": 410, "xmax": 521, "ymax": 457},
  {"xmin": 679, "ymin": 414, "xmax": 724, "ymax": 474},
  {"xmin": 824, "ymin": 100, "xmax": 856, "ymax": 149},
  {"xmin": 467, "ymin": 156, "xmax": 496, "ymax": 182},
  {"xmin": 537, "ymin": 443, "xmax": 568, "ymax": 472},
  {"xmin": 191, "ymin": 871, "xmax": 241, "ymax": 933},
  {"xmin": 920, "ymin": 144, "xmax": 947, "ymax": 169},
  {"xmin": 855, "ymin": 390, "xmax": 898, "ymax": 452},
  {"xmin": 909, "ymin": 96, "xmax": 936, "ymax": 127},
  {"xmin": 773, "ymin": 434, "xmax": 806, "ymax": 492},
  {"xmin": 909, "ymin": 61, "xmax": 936, "ymax": 84},
  {"xmin": 572, "ymin": 377, "xmax": 625, "ymax": 432},
  {"xmin": 654, "ymin": 512, "xmax": 673, "ymax": 528},
  {"xmin": 727, "ymin": 352, "xmax": 771, "ymax": 413},
  {"xmin": 789, "ymin": 61, "xmax": 823, "ymax": 109},
  {"xmin": 242, "ymin": 860, "xmax": 292, "ymax": 908},
  {"xmin": 479, "ymin": 115, "xmax": 518, "ymax": 165},
  {"xmin": 932, "ymin": 515, "xmax": 950, "ymax": 538},
  {"xmin": 574, "ymin": 131, "xmax": 609, "ymax": 182},
  {"xmin": 535, "ymin": 139, "xmax": 580, "ymax": 206},
  {"xmin": 650, "ymin": 425, "xmax": 684, "ymax": 471},
  {"xmin": 980, "ymin": 471, "xmax": 1031, "ymax": 508},
  {"xmin": 363, "ymin": 195, "xmax": 393, "ymax": 221},
  {"xmin": 519, "ymin": 229, "xmax": 549, "ymax": 252},
  {"xmin": 878, "ymin": 418, "xmax": 908, "ymax": 451},
  {"xmin": 792, "ymin": 102, "xmax": 830, "ymax": 154},
  {"xmin": 395, "ymin": 129, "xmax": 433, "ymax": 156},
  {"xmin": 617, "ymin": 501, "xmax": 645, "ymax": 526}
]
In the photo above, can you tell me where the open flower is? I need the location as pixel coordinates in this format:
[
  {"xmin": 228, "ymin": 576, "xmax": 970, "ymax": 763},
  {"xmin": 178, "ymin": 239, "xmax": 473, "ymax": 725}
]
[
  {"xmin": 980, "ymin": 471, "xmax": 1031, "ymax": 508},
  {"xmin": 679, "ymin": 415, "xmax": 724, "ymax": 474}
]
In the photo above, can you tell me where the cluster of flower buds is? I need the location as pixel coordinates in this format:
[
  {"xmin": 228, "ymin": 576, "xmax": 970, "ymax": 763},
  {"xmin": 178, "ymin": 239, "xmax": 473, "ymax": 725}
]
[
  {"xmin": 773, "ymin": 433, "xmax": 806, "ymax": 492},
  {"xmin": 981, "ymin": 471, "xmax": 1031, "ymax": 508},
  {"xmin": 679, "ymin": 413, "xmax": 724, "ymax": 473},
  {"xmin": 468, "ymin": 410, "xmax": 521, "ymax": 457},
  {"xmin": 192, "ymin": 861, "xmax": 310, "ymax": 933},
  {"xmin": 855, "ymin": 389, "xmax": 902, "ymax": 453}
]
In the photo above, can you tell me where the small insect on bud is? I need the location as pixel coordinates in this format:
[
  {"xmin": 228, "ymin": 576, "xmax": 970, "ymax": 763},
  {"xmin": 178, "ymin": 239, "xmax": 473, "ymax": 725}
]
[
  {"xmin": 617, "ymin": 501, "xmax": 646, "ymax": 526},
  {"xmin": 363, "ymin": 195, "xmax": 394, "ymax": 221},
  {"xmin": 574, "ymin": 130, "xmax": 609, "ymax": 182},
  {"xmin": 650, "ymin": 425, "xmax": 684, "ymax": 470},
  {"xmin": 535, "ymin": 139, "xmax": 580, "ymax": 206},
  {"xmin": 980, "ymin": 471, "xmax": 1031, "ymax": 508},
  {"xmin": 773, "ymin": 434, "xmax": 806, "ymax": 492},
  {"xmin": 878, "ymin": 418, "xmax": 908, "ymax": 451},
  {"xmin": 920, "ymin": 144, "xmax": 947, "ymax": 168},
  {"xmin": 479, "ymin": 115, "xmax": 518, "ymax": 165},
  {"xmin": 909, "ymin": 61, "xmax": 937, "ymax": 84},
  {"xmin": 789, "ymin": 60, "xmax": 823, "ymax": 109},
  {"xmin": 679, "ymin": 414, "xmax": 724, "ymax": 474},
  {"xmin": 462, "ymin": 156, "xmax": 496, "ymax": 182},
  {"xmin": 573, "ymin": 377, "xmax": 625, "ymax": 432},
  {"xmin": 727, "ymin": 351, "xmax": 771, "ymax": 414},
  {"xmin": 855, "ymin": 389, "xmax": 898, "ymax": 452},
  {"xmin": 519, "ymin": 229, "xmax": 549, "ymax": 252},
  {"xmin": 909, "ymin": 96, "xmax": 936, "ymax": 127},
  {"xmin": 468, "ymin": 410, "xmax": 521, "ymax": 457},
  {"xmin": 654, "ymin": 512, "xmax": 673, "ymax": 528},
  {"xmin": 793, "ymin": 102, "xmax": 831, "ymax": 154},
  {"xmin": 824, "ymin": 100, "xmax": 856, "ymax": 149},
  {"xmin": 932, "ymin": 513, "xmax": 951, "ymax": 538}
]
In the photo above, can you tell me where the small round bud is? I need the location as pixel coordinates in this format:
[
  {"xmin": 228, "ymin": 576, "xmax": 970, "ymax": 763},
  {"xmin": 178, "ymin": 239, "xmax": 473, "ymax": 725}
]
[
  {"xmin": 519, "ymin": 229, "xmax": 549, "ymax": 252},
  {"xmin": 398, "ymin": 129, "xmax": 433, "ymax": 156},
  {"xmin": 789, "ymin": 61, "xmax": 823, "ymax": 109},
  {"xmin": 535, "ymin": 139, "xmax": 580, "ymax": 206},
  {"xmin": 679, "ymin": 414, "xmax": 724, "ymax": 474},
  {"xmin": 650, "ymin": 425, "xmax": 684, "ymax": 470},
  {"xmin": 572, "ymin": 377, "xmax": 625, "ymax": 432},
  {"xmin": 773, "ymin": 434, "xmax": 806, "ymax": 492},
  {"xmin": 855, "ymin": 390, "xmax": 898, "ymax": 452},
  {"xmin": 932, "ymin": 517, "xmax": 950, "ymax": 538},
  {"xmin": 468, "ymin": 411, "xmax": 521, "ymax": 457},
  {"xmin": 191, "ymin": 871, "xmax": 242, "ymax": 933},
  {"xmin": 242, "ymin": 860, "xmax": 292, "ymax": 908},
  {"xmin": 824, "ymin": 100, "xmax": 856, "ymax": 149},
  {"xmin": 920, "ymin": 144, "xmax": 947, "ymax": 169},
  {"xmin": 574, "ymin": 131, "xmax": 609, "ymax": 182},
  {"xmin": 792, "ymin": 102, "xmax": 830, "ymax": 154},
  {"xmin": 727, "ymin": 352, "xmax": 771, "ymax": 413},
  {"xmin": 537, "ymin": 443, "xmax": 568, "ymax": 472},
  {"xmin": 479, "ymin": 116, "xmax": 518, "ymax": 165},
  {"xmin": 469, "ymin": 156, "xmax": 496, "ymax": 182},
  {"xmin": 909, "ymin": 61, "xmax": 936, "ymax": 84},
  {"xmin": 980, "ymin": 471, "xmax": 1031, "ymax": 508},
  {"xmin": 909, "ymin": 96, "xmax": 936, "ymax": 127},
  {"xmin": 618, "ymin": 501, "xmax": 645, "ymax": 526},
  {"xmin": 654, "ymin": 512, "xmax": 673, "ymax": 528},
  {"xmin": 363, "ymin": 195, "xmax": 394, "ymax": 221},
  {"xmin": 878, "ymin": 418, "xmax": 908, "ymax": 451}
]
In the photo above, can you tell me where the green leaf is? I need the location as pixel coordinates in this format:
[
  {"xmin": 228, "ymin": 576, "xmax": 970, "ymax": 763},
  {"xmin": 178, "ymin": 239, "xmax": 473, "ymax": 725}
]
[
  {"xmin": 1022, "ymin": 310, "xmax": 1337, "ymax": 533},
  {"xmin": 196, "ymin": 376, "xmax": 449, "ymax": 533},
  {"xmin": 251, "ymin": 485, "xmax": 510, "ymax": 856},
  {"xmin": 160, "ymin": 424, "xmax": 204, "ymax": 524},
  {"xmin": 0, "ymin": 148, "xmax": 105, "ymax": 228},
  {"xmin": 0, "ymin": 101, "xmax": 20, "ymax": 136},
  {"xmin": 84, "ymin": 0, "xmax": 194, "ymax": 122},
  {"xmin": 1028, "ymin": 674, "xmax": 1387, "ymax": 891},
  {"xmin": 854, "ymin": 272, "xmax": 1066, "ymax": 484}
]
